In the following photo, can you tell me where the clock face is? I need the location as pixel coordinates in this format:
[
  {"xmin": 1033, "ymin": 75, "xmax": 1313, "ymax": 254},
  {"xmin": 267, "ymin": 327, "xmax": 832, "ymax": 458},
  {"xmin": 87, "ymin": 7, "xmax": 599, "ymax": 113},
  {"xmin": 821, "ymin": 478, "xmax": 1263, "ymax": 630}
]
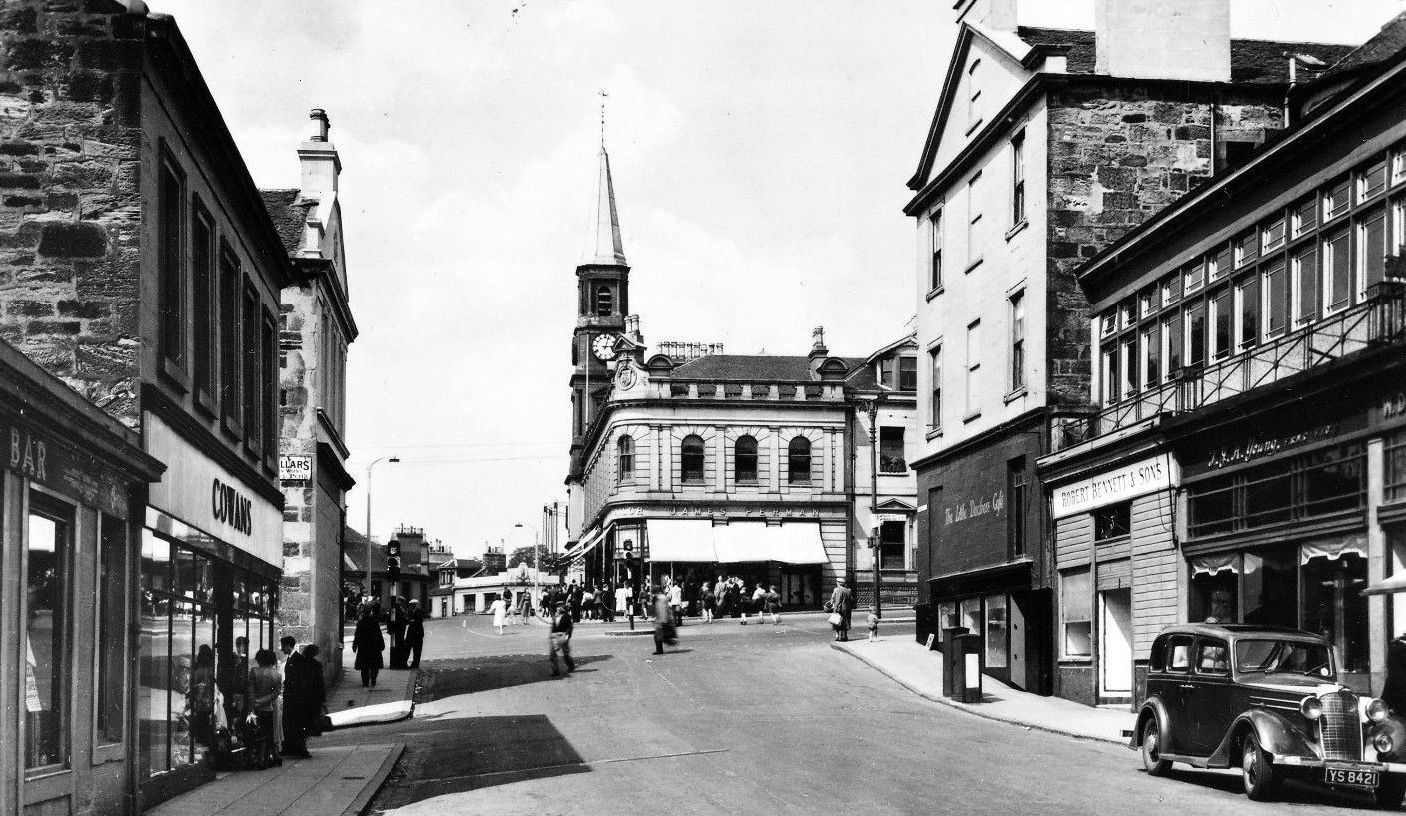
[{"xmin": 592, "ymin": 334, "xmax": 616, "ymax": 360}]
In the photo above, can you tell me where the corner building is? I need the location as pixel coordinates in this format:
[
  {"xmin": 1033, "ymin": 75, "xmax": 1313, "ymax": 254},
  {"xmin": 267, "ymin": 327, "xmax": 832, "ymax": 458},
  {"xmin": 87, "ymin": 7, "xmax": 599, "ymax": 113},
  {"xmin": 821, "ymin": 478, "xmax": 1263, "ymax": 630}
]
[
  {"xmin": 906, "ymin": 0, "xmax": 1349, "ymax": 695},
  {"xmin": 0, "ymin": 3, "xmax": 292, "ymax": 808},
  {"xmin": 1049, "ymin": 12, "xmax": 1406, "ymax": 704}
]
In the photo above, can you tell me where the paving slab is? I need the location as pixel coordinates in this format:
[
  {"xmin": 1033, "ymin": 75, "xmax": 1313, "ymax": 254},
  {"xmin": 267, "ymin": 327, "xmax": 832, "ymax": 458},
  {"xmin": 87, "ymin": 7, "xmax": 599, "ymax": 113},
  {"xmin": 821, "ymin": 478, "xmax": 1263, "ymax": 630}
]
[{"xmin": 833, "ymin": 636, "xmax": 1133, "ymax": 744}]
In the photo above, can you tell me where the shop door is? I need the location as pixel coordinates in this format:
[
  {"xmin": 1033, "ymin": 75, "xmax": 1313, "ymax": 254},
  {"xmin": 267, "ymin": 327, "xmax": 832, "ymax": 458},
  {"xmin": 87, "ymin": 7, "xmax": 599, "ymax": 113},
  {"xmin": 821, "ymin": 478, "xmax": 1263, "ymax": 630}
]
[
  {"xmin": 1100, "ymin": 589, "xmax": 1133, "ymax": 695},
  {"xmin": 1009, "ymin": 599, "xmax": 1026, "ymax": 690}
]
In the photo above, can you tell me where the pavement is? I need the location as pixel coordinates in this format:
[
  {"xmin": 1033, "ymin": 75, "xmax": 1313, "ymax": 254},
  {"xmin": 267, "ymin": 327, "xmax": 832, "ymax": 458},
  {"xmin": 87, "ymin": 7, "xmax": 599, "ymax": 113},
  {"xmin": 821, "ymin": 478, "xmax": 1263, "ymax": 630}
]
[
  {"xmin": 144, "ymin": 640, "xmax": 417, "ymax": 816},
  {"xmin": 832, "ymin": 634, "xmax": 1134, "ymax": 744}
]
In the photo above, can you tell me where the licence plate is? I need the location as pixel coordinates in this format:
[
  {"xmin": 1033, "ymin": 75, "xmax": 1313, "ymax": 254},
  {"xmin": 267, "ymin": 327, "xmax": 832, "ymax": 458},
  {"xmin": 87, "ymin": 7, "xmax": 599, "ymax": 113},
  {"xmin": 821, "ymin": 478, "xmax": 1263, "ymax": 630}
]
[{"xmin": 1325, "ymin": 766, "xmax": 1379, "ymax": 789}]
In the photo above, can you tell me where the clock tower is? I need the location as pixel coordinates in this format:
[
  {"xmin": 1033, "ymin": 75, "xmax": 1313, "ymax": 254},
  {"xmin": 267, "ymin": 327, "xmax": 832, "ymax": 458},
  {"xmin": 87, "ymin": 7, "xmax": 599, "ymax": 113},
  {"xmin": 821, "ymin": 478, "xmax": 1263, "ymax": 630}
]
[{"xmin": 568, "ymin": 143, "xmax": 629, "ymax": 479}]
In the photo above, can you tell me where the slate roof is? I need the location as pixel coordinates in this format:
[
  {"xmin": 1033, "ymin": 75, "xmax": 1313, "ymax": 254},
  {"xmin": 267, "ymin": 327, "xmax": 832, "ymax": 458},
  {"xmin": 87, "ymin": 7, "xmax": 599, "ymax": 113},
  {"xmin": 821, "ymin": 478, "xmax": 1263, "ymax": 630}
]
[
  {"xmin": 343, "ymin": 526, "xmax": 386, "ymax": 573},
  {"xmin": 258, "ymin": 188, "xmax": 313, "ymax": 255},
  {"xmin": 669, "ymin": 354, "xmax": 871, "ymax": 383},
  {"xmin": 1014, "ymin": 27, "xmax": 1355, "ymax": 85},
  {"xmin": 1318, "ymin": 11, "xmax": 1406, "ymax": 80}
]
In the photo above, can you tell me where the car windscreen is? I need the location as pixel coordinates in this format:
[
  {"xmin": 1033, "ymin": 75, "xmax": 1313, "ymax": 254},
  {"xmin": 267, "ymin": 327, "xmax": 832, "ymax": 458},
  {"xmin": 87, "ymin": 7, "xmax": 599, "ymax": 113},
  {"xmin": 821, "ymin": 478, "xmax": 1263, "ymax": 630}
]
[{"xmin": 1234, "ymin": 639, "xmax": 1334, "ymax": 678}]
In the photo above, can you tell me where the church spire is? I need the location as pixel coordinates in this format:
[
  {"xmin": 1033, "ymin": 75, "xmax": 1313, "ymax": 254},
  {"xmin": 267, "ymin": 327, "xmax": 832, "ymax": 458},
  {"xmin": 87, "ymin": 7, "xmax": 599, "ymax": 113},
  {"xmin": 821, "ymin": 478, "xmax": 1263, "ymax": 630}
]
[{"xmin": 587, "ymin": 91, "xmax": 627, "ymax": 267}]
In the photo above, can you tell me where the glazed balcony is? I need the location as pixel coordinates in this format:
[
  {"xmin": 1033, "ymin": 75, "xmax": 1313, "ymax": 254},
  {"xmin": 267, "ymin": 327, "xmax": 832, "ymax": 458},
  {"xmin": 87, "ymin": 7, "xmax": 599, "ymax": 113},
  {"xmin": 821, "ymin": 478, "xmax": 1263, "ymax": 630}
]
[{"xmin": 1053, "ymin": 279, "xmax": 1406, "ymax": 452}]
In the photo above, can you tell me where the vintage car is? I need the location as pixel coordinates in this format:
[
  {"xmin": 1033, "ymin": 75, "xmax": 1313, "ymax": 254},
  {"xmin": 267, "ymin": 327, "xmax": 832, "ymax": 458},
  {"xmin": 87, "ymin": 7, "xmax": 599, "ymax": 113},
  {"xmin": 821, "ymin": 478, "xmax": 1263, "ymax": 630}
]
[{"xmin": 1131, "ymin": 623, "xmax": 1406, "ymax": 807}]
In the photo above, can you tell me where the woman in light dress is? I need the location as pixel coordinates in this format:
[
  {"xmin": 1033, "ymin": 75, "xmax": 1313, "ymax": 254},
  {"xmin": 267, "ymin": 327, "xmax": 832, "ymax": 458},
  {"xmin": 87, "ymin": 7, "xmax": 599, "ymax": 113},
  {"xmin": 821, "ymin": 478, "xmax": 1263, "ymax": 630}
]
[{"xmin": 490, "ymin": 592, "xmax": 508, "ymax": 635}]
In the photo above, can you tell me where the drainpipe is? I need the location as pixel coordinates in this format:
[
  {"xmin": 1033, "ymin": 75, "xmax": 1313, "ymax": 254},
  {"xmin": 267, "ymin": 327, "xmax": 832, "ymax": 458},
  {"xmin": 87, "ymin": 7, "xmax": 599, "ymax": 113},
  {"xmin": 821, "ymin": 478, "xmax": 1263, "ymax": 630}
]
[{"xmin": 1209, "ymin": 97, "xmax": 1219, "ymax": 176}]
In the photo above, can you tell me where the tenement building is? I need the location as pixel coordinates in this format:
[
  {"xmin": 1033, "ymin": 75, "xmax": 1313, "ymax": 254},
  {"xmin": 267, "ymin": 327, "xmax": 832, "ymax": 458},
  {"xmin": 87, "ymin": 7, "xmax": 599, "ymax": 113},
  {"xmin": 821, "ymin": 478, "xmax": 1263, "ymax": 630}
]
[
  {"xmin": 564, "ymin": 146, "xmax": 918, "ymax": 608},
  {"xmin": 262, "ymin": 108, "xmax": 358, "ymax": 688},
  {"xmin": 905, "ymin": 0, "xmax": 1351, "ymax": 696},
  {"xmin": 1041, "ymin": 11, "xmax": 1406, "ymax": 705},
  {"xmin": 0, "ymin": 3, "xmax": 291, "ymax": 807}
]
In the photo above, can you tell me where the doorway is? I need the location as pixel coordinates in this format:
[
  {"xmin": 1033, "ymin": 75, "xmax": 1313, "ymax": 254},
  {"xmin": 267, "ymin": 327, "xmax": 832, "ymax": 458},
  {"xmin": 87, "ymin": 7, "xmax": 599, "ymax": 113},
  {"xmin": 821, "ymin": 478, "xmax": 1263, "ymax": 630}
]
[{"xmin": 1100, "ymin": 588, "xmax": 1133, "ymax": 695}]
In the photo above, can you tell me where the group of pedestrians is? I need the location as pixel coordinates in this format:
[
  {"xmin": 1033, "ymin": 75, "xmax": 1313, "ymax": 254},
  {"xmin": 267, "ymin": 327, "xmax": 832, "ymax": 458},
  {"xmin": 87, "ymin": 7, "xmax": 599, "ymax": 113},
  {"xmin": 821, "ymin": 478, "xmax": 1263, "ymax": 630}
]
[
  {"xmin": 351, "ymin": 595, "xmax": 427, "ymax": 687},
  {"xmin": 698, "ymin": 575, "xmax": 782, "ymax": 624}
]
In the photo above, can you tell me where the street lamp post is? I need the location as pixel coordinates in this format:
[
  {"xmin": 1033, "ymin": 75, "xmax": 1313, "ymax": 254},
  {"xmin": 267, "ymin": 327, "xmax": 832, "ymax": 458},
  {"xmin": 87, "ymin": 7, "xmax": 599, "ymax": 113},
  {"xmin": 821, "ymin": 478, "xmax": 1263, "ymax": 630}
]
[
  {"xmin": 863, "ymin": 398, "xmax": 882, "ymax": 621},
  {"xmin": 364, "ymin": 455, "xmax": 400, "ymax": 596}
]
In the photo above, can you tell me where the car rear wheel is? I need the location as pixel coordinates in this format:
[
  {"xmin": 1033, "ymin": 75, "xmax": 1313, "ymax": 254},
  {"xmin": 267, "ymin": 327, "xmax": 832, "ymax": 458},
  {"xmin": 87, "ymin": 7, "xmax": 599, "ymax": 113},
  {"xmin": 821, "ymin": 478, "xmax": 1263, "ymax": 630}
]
[
  {"xmin": 1374, "ymin": 775, "xmax": 1406, "ymax": 810},
  {"xmin": 1241, "ymin": 733, "xmax": 1278, "ymax": 801},
  {"xmin": 1141, "ymin": 718, "xmax": 1171, "ymax": 776}
]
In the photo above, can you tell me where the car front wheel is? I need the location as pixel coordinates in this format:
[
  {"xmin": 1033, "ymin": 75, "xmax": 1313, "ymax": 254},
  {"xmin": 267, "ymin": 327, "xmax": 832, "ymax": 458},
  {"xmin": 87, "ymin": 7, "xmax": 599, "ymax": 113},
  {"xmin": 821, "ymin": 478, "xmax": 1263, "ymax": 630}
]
[
  {"xmin": 1374, "ymin": 775, "xmax": 1406, "ymax": 810},
  {"xmin": 1241, "ymin": 733, "xmax": 1278, "ymax": 801},
  {"xmin": 1141, "ymin": 717, "xmax": 1171, "ymax": 776}
]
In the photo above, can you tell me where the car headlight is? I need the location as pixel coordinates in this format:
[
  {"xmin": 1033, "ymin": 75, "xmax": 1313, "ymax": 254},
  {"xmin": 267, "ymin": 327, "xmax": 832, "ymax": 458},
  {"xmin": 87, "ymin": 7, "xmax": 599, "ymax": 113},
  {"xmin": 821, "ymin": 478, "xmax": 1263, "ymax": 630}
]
[
  {"xmin": 1368, "ymin": 698, "xmax": 1391, "ymax": 723},
  {"xmin": 1375, "ymin": 732, "xmax": 1396, "ymax": 754},
  {"xmin": 1302, "ymin": 696, "xmax": 1324, "ymax": 720}
]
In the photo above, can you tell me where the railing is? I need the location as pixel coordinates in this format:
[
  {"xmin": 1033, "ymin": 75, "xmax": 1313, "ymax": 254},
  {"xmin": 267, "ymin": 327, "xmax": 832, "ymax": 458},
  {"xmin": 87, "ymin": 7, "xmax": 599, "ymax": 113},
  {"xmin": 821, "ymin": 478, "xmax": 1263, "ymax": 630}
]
[{"xmin": 1053, "ymin": 280, "xmax": 1406, "ymax": 451}]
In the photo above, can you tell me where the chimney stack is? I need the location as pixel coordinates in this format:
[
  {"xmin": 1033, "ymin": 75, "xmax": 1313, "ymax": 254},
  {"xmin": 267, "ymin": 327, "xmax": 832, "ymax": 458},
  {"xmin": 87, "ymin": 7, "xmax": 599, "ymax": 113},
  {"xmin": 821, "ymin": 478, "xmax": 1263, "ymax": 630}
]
[
  {"xmin": 299, "ymin": 107, "xmax": 342, "ymax": 194},
  {"xmin": 1094, "ymin": 0, "xmax": 1230, "ymax": 83}
]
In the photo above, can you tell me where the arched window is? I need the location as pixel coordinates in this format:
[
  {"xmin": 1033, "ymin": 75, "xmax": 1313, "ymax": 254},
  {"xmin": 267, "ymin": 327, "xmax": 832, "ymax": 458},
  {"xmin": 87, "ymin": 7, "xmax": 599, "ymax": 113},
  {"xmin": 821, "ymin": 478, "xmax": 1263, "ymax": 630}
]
[
  {"xmin": 595, "ymin": 284, "xmax": 614, "ymax": 317},
  {"xmin": 788, "ymin": 436, "xmax": 812, "ymax": 484},
  {"xmin": 735, "ymin": 435, "xmax": 758, "ymax": 483},
  {"xmin": 617, "ymin": 435, "xmax": 635, "ymax": 483},
  {"xmin": 681, "ymin": 434, "xmax": 705, "ymax": 484}
]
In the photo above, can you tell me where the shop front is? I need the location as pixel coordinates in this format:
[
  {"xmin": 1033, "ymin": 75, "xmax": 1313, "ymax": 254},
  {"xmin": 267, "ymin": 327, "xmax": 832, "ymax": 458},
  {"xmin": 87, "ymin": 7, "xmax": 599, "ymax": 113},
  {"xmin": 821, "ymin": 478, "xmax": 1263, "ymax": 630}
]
[
  {"xmin": 137, "ymin": 412, "xmax": 283, "ymax": 806},
  {"xmin": 0, "ymin": 344, "xmax": 164, "ymax": 816},
  {"xmin": 1172, "ymin": 378, "xmax": 1406, "ymax": 695},
  {"xmin": 1047, "ymin": 452, "xmax": 1178, "ymax": 707}
]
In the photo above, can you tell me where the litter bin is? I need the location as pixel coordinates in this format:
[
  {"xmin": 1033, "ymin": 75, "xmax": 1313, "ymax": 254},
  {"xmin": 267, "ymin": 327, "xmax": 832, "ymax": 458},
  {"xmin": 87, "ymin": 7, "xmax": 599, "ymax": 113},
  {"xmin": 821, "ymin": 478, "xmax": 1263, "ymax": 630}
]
[
  {"xmin": 941, "ymin": 626, "xmax": 968, "ymax": 698},
  {"xmin": 952, "ymin": 632, "xmax": 983, "ymax": 703}
]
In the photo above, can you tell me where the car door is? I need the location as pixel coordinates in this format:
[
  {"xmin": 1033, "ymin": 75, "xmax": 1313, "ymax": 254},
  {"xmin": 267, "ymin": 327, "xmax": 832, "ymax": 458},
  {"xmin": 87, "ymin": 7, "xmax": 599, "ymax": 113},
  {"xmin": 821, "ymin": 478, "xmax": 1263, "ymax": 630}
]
[
  {"xmin": 1187, "ymin": 637, "xmax": 1234, "ymax": 757},
  {"xmin": 1157, "ymin": 634, "xmax": 1196, "ymax": 754}
]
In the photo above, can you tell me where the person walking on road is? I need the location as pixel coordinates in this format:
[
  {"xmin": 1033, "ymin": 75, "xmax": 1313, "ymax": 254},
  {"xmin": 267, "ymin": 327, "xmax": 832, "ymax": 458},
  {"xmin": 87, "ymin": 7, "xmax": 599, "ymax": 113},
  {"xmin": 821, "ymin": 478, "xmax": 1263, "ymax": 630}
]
[
  {"xmin": 490, "ymin": 593, "xmax": 508, "ymax": 635},
  {"xmin": 764, "ymin": 585, "xmax": 781, "ymax": 625},
  {"xmin": 352, "ymin": 606, "xmax": 385, "ymax": 688},
  {"xmin": 700, "ymin": 582, "xmax": 715, "ymax": 623},
  {"xmin": 549, "ymin": 601, "xmax": 576, "ymax": 675},
  {"xmin": 668, "ymin": 579, "xmax": 684, "ymax": 626},
  {"xmin": 652, "ymin": 585, "xmax": 676, "ymax": 655},
  {"xmin": 830, "ymin": 577, "xmax": 854, "ymax": 642},
  {"xmin": 405, "ymin": 599, "xmax": 426, "ymax": 668}
]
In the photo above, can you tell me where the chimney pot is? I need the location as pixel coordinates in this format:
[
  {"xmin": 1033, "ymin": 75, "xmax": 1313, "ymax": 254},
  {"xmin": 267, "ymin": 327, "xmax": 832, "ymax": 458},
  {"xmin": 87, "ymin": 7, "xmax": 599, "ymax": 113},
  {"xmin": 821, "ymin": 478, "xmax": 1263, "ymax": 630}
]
[{"xmin": 310, "ymin": 108, "xmax": 330, "ymax": 142}]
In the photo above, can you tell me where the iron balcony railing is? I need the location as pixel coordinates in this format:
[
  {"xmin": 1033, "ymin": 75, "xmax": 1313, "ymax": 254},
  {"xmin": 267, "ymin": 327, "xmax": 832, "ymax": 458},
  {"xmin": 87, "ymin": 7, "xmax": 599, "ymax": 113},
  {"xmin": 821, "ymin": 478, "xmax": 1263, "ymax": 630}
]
[{"xmin": 1053, "ymin": 279, "xmax": 1406, "ymax": 452}]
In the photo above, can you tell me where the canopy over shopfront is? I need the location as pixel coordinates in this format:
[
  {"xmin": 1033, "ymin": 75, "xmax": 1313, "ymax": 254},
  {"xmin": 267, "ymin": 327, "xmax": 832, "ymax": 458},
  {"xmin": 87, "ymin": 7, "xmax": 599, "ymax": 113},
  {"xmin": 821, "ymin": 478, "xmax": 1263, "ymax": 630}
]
[
  {"xmin": 643, "ymin": 519, "xmax": 828, "ymax": 564},
  {"xmin": 565, "ymin": 526, "xmax": 605, "ymax": 563}
]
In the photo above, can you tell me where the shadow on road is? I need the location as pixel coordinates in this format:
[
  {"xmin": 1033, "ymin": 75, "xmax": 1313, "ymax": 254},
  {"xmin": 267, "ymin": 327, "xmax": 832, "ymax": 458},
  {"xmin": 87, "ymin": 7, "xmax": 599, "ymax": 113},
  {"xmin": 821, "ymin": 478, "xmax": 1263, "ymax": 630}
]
[
  {"xmin": 415, "ymin": 653, "xmax": 613, "ymax": 702},
  {"xmin": 376, "ymin": 714, "xmax": 589, "ymax": 810}
]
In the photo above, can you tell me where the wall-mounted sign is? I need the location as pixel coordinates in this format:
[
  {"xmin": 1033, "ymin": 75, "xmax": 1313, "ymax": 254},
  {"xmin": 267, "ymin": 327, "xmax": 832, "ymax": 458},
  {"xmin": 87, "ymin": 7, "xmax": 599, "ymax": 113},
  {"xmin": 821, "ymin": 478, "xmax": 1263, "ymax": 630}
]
[
  {"xmin": 1206, "ymin": 424, "xmax": 1335, "ymax": 469},
  {"xmin": 943, "ymin": 490, "xmax": 1004, "ymax": 526},
  {"xmin": 4, "ymin": 417, "xmax": 126, "ymax": 517},
  {"xmin": 279, "ymin": 454, "xmax": 313, "ymax": 481},
  {"xmin": 1052, "ymin": 454, "xmax": 1177, "ymax": 519}
]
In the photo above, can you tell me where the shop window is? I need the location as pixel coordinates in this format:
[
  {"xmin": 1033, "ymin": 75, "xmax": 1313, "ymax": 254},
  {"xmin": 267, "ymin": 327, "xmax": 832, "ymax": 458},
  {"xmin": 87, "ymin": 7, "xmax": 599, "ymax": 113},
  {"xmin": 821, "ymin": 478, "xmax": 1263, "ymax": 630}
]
[
  {"xmin": 1242, "ymin": 547, "xmax": 1298, "ymax": 628},
  {"xmin": 960, "ymin": 597, "xmax": 982, "ymax": 635},
  {"xmin": 1008, "ymin": 457, "xmax": 1027, "ymax": 557},
  {"xmin": 1060, "ymin": 568, "xmax": 1092, "ymax": 658},
  {"xmin": 1302, "ymin": 550, "xmax": 1369, "ymax": 675},
  {"xmin": 879, "ymin": 427, "xmax": 905, "ymax": 474},
  {"xmin": 680, "ymin": 435, "xmax": 705, "ymax": 484},
  {"xmin": 879, "ymin": 520, "xmax": 906, "ymax": 570},
  {"xmin": 1190, "ymin": 557, "xmax": 1238, "ymax": 622},
  {"xmin": 1188, "ymin": 444, "xmax": 1365, "ymax": 538},
  {"xmin": 96, "ymin": 514, "xmax": 127, "ymax": 745},
  {"xmin": 26, "ymin": 494, "xmax": 73, "ymax": 771},
  {"xmin": 734, "ymin": 435, "xmax": 758, "ymax": 483},
  {"xmin": 1386, "ymin": 430, "xmax": 1406, "ymax": 504},
  {"xmin": 936, "ymin": 599, "xmax": 956, "ymax": 641},
  {"xmin": 617, "ymin": 435, "xmax": 635, "ymax": 483},
  {"xmin": 985, "ymin": 594, "xmax": 1008, "ymax": 669},
  {"xmin": 1093, "ymin": 502, "xmax": 1131, "ymax": 542},
  {"xmin": 787, "ymin": 436, "xmax": 812, "ymax": 485}
]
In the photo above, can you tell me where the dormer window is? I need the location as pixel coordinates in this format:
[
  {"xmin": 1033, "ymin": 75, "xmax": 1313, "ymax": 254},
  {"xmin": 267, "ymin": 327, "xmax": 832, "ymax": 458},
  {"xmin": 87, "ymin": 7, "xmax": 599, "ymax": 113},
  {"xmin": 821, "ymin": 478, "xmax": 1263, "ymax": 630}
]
[{"xmin": 898, "ymin": 355, "xmax": 917, "ymax": 391}]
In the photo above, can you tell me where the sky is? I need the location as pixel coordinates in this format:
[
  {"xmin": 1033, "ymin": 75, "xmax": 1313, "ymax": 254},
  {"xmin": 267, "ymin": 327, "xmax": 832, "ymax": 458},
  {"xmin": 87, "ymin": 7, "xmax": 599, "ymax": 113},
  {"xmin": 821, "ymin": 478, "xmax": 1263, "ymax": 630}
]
[{"xmin": 152, "ymin": 0, "xmax": 1402, "ymax": 559}]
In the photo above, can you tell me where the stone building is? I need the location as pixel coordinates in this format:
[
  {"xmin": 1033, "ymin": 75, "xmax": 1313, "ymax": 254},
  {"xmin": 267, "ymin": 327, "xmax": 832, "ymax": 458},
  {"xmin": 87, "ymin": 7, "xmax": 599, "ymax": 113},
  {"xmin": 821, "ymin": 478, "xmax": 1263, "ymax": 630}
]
[
  {"xmin": 261, "ymin": 108, "xmax": 358, "ymax": 688},
  {"xmin": 906, "ymin": 0, "xmax": 1351, "ymax": 697},
  {"xmin": 564, "ymin": 145, "xmax": 919, "ymax": 609},
  {"xmin": 1042, "ymin": 11, "xmax": 1406, "ymax": 705},
  {"xmin": 0, "ymin": 1, "xmax": 295, "ymax": 808}
]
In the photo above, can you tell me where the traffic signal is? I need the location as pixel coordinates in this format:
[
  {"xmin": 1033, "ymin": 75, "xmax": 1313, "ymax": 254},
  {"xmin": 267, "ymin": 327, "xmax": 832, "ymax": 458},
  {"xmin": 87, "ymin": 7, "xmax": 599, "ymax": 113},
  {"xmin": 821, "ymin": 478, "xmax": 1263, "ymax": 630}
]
[
  {"xmin": 388, "ymin": 539, "xmax": 401, "ymax": 557},
  {"xmin": 387, "ymin": 555, "xmax": 401, "ymax": 582}
]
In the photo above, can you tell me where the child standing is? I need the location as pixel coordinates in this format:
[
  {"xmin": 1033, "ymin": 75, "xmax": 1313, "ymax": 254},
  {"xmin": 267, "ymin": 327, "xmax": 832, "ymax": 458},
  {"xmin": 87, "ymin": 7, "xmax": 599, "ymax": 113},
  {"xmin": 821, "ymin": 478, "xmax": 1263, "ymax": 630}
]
[{"xmin": 866, "ymin": 606, "xmax": 880, "ymax": 642}]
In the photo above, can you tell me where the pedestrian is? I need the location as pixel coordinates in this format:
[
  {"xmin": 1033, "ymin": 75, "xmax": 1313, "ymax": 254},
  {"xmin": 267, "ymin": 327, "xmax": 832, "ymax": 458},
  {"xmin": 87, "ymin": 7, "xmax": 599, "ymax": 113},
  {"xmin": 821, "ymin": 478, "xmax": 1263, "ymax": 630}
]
[
  {"xmin": 701, "ymin": 582, "xmax": 715, "ymax": 623},
  {"xmin": 615, "ymin": 581, "xmax": 630, "ymax": 618},
  {"xmin": 281, "ymin": 639, "xmax": 325, "ymax": 758},
  {"xmin": 549, "ymin": 601, "xmax": 576, "ymax": 675},
  {"xmin": 765, "ymin": 585, "xmax": 781, "ymax": 625},
  {"xmin": 352, "ymin": 605, "xmax": 385, "ymax": 687},
  {"xmin": 668, "ymin": 579, "xmax": 683, "ymax": 626},
  {"xmin": 188, "ymin": 645, "xmax": 216, "ymax": 751},
  {"xmin": 387, "ymin": 596, "xmax": 406, "ymax": 658},
  {"xmin": 405, "ymin": 599, "xmax": 425, "ymax": 668},
  {"xmin": 248, "ymin": 648, "xmax": 281, "ymax": 769},
  {"xmin": 866, "ymin": 605, "xmax": 880, "ymax": 642},
  {"xmin": 581, "ymin": 585, "xmax": 595, "ymax": 620},
  {"xmin": 829, "ymin": 577, "xmax": 854, "ymax": 642},
  {"xmin": 651, "ymin": 585, "xmax": 676, "ymax": 655},
  {"xmin": 490, "ymin": 592, "xmax": 508, "ymax": 635}
]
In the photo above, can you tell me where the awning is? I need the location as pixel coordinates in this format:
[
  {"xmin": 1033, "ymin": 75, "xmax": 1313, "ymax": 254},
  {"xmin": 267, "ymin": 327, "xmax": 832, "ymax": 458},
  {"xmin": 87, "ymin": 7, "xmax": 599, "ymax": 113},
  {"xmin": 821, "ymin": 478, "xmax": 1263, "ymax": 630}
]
[
  {"xmin": 644, "ymin": 519, "xmax": 717, "ymax": 562},
  {"xmin": 714, "ymin": 522, "xmax": 827, "ymax": 564},
  {"xmin": 1191, "ymin": 553, "xmax": 1239, "ymax": 576},
  {"xmin": 771, "ymin": 523, "xmax": 828, "ymax": 564},
  {"xmin": 1364, "ymin": 574, "xmax": 1406, "ymax": 596},
  {"xmin": 1300, "ymin": 533, "xmax": 1367, "ymax": 565},
  {"xmin": 714, "ymin": 522, "xmax": 766, "ymax": 563},
  {"xmin": 565, "ymin": 527, "xmax": 605, "ymax": 562}
]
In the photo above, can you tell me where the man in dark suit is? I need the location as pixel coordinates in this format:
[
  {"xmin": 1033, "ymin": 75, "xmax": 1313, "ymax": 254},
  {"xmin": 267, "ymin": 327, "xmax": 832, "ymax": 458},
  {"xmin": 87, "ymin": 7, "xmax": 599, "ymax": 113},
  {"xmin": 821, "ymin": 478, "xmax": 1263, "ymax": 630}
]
[
  {"xmin": 281, "ymin": 639, "xmax": 325, "ymax": 758},
  {"xmin": 830, "ymin": 577, "xmax": 854, "ymax": 642}
]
